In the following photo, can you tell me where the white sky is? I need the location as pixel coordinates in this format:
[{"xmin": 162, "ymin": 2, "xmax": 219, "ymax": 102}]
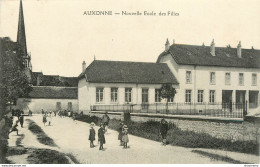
[{"xmin": 0, "ymin": 0, "xmax": 260, "ymax": 77}]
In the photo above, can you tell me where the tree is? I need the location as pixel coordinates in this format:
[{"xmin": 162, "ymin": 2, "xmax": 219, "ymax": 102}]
[
  {"xmin": 0, "ymin": 37, "xmax": 32, "ymax": 118},
  {"xmin": 160, "ymin": 84, "xmax": 177, "ymax": 113}
]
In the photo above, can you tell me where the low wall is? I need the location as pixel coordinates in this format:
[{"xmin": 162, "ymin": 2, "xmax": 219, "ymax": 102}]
[{"xmin": 90, "ymin": 112, "xmax": 260, "ymax": 142}]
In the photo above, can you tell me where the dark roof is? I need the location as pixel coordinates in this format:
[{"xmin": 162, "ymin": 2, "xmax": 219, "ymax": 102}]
[
  {"xmin": 59, "ymin": 77, "xmax": 78, "ymax": 87},
  {"xmin": 157, "ymin": 44, "xmax": 260, "ymax": 68},
  {"xmin": 29, "ymin": 86, "xmax": 77, "ymax": 99},
  {"xmin": 31, "ymin": 72, "xmax": 78, "ymax": 87},
  {"xmin": 78, "ymin": 60, "xmax": 178, "ymax": 84}
]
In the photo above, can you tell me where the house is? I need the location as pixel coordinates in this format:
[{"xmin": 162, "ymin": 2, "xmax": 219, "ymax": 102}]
[
  {"xmin": 78, "ymin": 60, "xmax": 178, "ymax": 114},
  {"xmin": 157, "ymin": 39, "xmax": 260, "ymax": 112},
  {"xmin": 15, "ymin": 86, "xmax": 78, "ymax": 113}
]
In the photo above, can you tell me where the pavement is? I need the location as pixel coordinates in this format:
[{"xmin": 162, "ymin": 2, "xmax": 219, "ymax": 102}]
[{"xmin": 7, "ymin": 115, "xmax": 260, "ymax": 164}]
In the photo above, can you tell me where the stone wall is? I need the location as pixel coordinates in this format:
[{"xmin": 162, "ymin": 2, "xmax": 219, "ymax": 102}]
[{"xmin": 91, "ymin": 112, "xmax": 260, "ymax": 142}]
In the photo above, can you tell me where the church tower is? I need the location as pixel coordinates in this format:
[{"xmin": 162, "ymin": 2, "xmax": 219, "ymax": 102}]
[{"xmin": 17, "ymin": 0, "xmax": 32, "ymax": 81}]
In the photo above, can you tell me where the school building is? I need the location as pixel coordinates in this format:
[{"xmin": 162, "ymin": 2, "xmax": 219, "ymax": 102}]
[{"xmin": 78, "ymin": 39, "xmax": 260, "ymax": 114}]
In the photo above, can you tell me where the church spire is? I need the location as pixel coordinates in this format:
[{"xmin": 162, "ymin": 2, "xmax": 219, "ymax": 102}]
[{"xmin": 17, "ymin": 0, "xmax": 27, "ymax": 57}]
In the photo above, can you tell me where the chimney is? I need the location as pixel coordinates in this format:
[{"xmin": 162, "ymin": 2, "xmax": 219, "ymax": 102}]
[
  {"xmin": 237, "ymin": 41, "xmax": 242, "ymax": 58},
  {"xmin": 165, "ymin": 38, "xmax": 170, "ymax": 51},
  {"xmin": 210, "ymin": 39, "xmax": 215, "ymax": 56},
  {"xmin": 172, "ymin": 39, "xmax": 175, "ymax": 44},
  {"xmin": 82, "ymin": 61, "xmax": 86, "ymax": 72}
]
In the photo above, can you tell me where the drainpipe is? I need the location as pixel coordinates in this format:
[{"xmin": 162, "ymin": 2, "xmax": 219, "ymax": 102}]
[
  {"xmin": 194, "ymin": 65, "xmax": 197, "ymax": 112},
  {"xmin": 136, "ymin": 83, "xmax": 138, "ymax": 104}
]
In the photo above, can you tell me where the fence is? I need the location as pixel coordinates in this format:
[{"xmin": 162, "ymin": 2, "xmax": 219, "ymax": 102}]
[{"xmin": 90, "ymin": 102, "xmax": 246, "ymax": 118}]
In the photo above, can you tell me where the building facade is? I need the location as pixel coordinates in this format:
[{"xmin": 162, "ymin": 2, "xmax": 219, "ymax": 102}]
[
  {"xmin": 14, "ymin": 86, "xmax": 78, "ymax": 113},
  {"xmin": 78, "ymin": 60, "xmax": 178, "ymax": 114},
  {"xmin": 157, "ymin": 39, "xmax": 260, "ymax": 112}
]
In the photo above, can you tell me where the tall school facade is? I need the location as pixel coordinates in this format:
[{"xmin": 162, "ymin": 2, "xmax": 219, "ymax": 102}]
[{"xmin": 78, "ymin": 40, "xmax": 260, "ymax": 114}]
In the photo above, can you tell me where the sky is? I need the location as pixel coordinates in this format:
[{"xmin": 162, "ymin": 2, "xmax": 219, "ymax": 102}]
[{"xmin": 0, "ymin": 0, "xmax": 260, "ymax": 77}]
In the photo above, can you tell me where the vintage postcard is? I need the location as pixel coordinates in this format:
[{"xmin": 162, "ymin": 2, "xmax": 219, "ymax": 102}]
[{"xmin": 0, "ymin": 0, "xmax": 259, "ymax": 165}]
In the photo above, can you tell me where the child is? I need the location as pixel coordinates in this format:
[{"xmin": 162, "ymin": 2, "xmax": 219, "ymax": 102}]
[
  {"xmin": 122, "ymin": 125, "xmax": 129, "ymax": 149},
  {"xmin": 19, "ymin": 115, "xmax": 24, "ymax": 128},
  {"xmin": 48, "ymin": 112, "xmax": 52, "ymax": 126},
  {"xmin": 98, "ymin": 123, "xmax": 105, "ymax": 150},
  {"xmin": 89, "ymin": 122, "xmax": 96, "ymax": 148},
  {"xmin": 43, "ymin": 114, "xmax": 47, "ymax": 126},
  {"xmin": 9, "ymin": 121, "xmax": 19, "ymax": 135}
]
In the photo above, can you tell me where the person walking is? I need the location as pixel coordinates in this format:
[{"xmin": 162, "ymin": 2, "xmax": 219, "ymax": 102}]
[
  {"xmin": 9, "ymin": 120, "xmax": 19, "ymax": 135},
  {"xmin": 117, "ymin": 122, "xmax": 124, "ymax": 146},
  {"xmin": 98, "ymin": 124, "xmax": 105, "ymax": 150},
  {"xmin": 160, "ymin": 118, "xmax": 169, "ymax": 146},
  {"xmin": 43, "ymin": 113, "xmax": 47, "ymax": 126},
  {"xmin": 19, "ymin": 115, "xmax": 24, "ymax": 128},
  {"xmin": 41, "ymin": 109, "xmax": 44, "ymax": 115},
  {"xmin": 89, "ymin": 122, "xmax": 96, "ymax": 148},
  {"xmin": 122, "ymin": 125, "xmax": 129, "ymax": 149}
]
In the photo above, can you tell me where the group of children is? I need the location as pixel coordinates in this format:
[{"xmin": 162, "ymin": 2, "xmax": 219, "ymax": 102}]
[
  {"xmin": 42, "ymin": 110, "xmax": 53, "ymax": 126},
  {"xmin": 88, "ymin": 121, "xmax": 129, "ymax": 150},
  {"xmin": 88, "ymin": 122, "xmax": 106, "ymax": 150},
  {"xmin": 118, "ymin": 122, "xmax": 129, "ymax": 148}
]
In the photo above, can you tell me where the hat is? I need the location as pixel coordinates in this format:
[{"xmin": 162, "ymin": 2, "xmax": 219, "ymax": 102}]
[{"xmin": 90, "ymin": 122, "xmax": 95, "ymax": 126}]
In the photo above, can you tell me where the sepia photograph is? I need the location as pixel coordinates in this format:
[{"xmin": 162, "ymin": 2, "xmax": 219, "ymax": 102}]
[{"xmin": 0, "ymin": 0, "xmax": 259, "ymax": 165}]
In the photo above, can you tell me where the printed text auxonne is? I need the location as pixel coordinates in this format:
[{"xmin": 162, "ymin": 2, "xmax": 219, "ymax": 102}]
[{"xmin": 83, "ymin": 11, "xmax": 179, "ymax": 16}]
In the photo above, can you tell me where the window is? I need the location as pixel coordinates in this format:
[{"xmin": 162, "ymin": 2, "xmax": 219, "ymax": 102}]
[
  {"xmin": 209, "ymin": 90, "xmax": 215, "ymax": 103},
  {"xmin": 56, "ymin": 102, "xmax": 61, "ymax": 110},
  {"xmin": 142, "ymin": 88, "xmax": 149, "ymax": 103},
  {"xmin": 185, "ymin": 90, "xmax": 192, "ymax": 103},
  {"xmin": 96, "ymin": 87, "xmax": 104, "ymax": 103},
  {"xmin": 168, "ymin": 96, "xmax": 174, "ymax": 102},
  {"xmin": 68, "ymin": 102, "xmax": 72, "ymax": 111},
  {"xmin": 111, "ymin": 88, "xmax": 118, "ymax": 102},
  {"xmin": 186, "ymin": 71, "xmax": 192, "ymax": 83},
  {"xmin": 239, "ymin": 73, "xmax": 244, "ymax": 85},
  {"xmin": 225, "ymin": 72, "xmax": 231, "ymax": 85},
  {"xmin": 155, "ymin": 89, "xmax": 161, "ymax": 102},
  {"xmin": 23, "ymin": 60, "xmax": 28, "ymax": 68},
  {"xmin": 125, "ymin": 88, "xmax": 132, "ymax": 103},
  {"xmin": 210, "ymin": 72, "xmax": 216, "ymax": 84},
  {"xmin": 198, "ymin": 90, "xmax": 204, "ymax": 103},
  {"xmin": 252, "ymin": 73, "xmax": 257, "ymax": 86}
]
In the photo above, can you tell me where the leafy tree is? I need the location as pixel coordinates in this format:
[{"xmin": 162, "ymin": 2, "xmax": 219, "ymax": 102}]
[
  {"xmin": 0, "ymin": 37, "xmax": 32, "ymax": 118},
  {"xmin": 160, "ymin": 84, "xmax": 177, "ymax": 113}
]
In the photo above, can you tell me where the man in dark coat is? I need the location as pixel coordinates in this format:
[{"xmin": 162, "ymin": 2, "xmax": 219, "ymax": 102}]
[
  {"xmin": 17, "ymin": 110, "xmax": 21, "ymax": 119},
  {"xmin": 160, "ymin": 119, "xmax": 169, "ymax": 146},
  {"xmin": 124, "ymin": 111, "xmax": 131, "ymax": 125},
  {"xmin": 102, "ymin": 112, "xmax": 110, "ymax": 132},
  {"xmin": 98, "ymin": 124, "xmax": 105, "ymax": 150}
]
